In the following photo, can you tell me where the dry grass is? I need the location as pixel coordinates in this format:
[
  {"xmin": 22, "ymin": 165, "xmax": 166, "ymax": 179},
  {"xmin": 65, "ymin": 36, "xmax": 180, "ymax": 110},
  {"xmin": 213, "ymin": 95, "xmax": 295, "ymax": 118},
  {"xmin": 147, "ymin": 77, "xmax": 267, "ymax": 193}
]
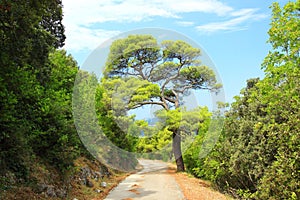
[
  {"xmin": 68, "ymin": 157, "xmax": 130, "ymax": 200},
  {"xmin": 1, "ymin": 157, "xmax": 130, "ymax": 200},
  {"xmin": 167, "ymin": 164, "xmax": 234, "ymax": 200}
]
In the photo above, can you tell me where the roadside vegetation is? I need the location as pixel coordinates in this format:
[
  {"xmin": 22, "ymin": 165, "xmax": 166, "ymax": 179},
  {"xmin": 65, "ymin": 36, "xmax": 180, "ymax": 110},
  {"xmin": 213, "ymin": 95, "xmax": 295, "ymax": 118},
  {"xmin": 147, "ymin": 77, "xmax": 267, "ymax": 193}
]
[
  {"xmin": 0, "ymin": 1, "xmax": 132, "ymax": 199},
  {"xmin": 0, "ymin": 0, "xmax": 299, "ymax": 199},
  {"xmin": 183, "ymin": 1, "xmax": 300, "ymax": 199}
]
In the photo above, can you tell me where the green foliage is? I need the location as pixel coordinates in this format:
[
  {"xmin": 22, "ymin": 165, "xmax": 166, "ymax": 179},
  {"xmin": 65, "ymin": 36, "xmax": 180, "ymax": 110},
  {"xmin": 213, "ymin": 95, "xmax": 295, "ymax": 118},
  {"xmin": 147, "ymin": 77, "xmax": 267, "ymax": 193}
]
[
  {"xmin": 0, "ymin": 49, "xmax": 81, "ymax": 177},
  {"xmin": 135, "ymin": 107, "xmax": 212, "ymax": 162},
  {"xmin": 73, "ymin": 72, "xmax": 138, "ymax": 171},
  {"xmin": 0, "ymin": 66, "xmax": 38, "ymax": 179},
  {"xmin": 105, "ymin": 35, "xmax": 160, "ymax": 77},
  {"xmin": 180, "ymin": 66, "xmax": 221, "ymax": 90},
  {"xmin": 29, "ymin": 50, "xmax": 81, "ymax": 170},
  {"xmin": 95, "ymin": 81, "xmax": 138, "ymax": 152},
  {"xmin": 104, "ymin": 34, "xmax": 220, "ymax": 108},
  {"xmin": 183, "ymin": 114, "xmax": 224, "ymax": 180},
  {"xmin": 0, "ymin": 0, "xmax": 84, "ymax": 183},
  {"xmin": 254, "ymin": 2, "xmax": 300, "ymax": 199},
  {"xmin": 0, "ymin": 0, "xmax": 65, "ymax": 72},
  {"xmin": 183, "ymin": 1, "xmax": 299, "ymax": 199},
  {"xmin": 103, "ymin": 34, "xmax": 220, "ymax": 171}
]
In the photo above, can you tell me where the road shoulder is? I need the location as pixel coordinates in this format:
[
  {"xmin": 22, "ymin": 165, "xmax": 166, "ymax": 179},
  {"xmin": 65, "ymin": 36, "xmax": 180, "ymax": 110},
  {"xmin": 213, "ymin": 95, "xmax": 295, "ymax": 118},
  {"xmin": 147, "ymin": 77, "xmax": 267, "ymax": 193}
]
[{"xmin": 167, "ymin": 164, "xmax": 233, "ymax": 200}]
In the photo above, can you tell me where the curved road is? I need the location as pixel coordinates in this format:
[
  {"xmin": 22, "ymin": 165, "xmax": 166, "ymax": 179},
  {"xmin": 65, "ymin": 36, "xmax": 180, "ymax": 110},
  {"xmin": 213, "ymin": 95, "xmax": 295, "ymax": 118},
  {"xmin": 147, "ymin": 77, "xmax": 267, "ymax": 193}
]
[{"xmin": 105, "ymin": 159, "xmax": 185, "ymax": 200}]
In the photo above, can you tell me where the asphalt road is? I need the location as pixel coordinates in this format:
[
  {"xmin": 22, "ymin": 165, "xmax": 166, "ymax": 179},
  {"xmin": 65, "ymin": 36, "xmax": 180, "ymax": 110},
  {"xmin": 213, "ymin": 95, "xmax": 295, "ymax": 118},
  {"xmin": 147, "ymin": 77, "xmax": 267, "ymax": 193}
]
[{"xmin": 104, "ymin": 159, "xmax": 185, "ymax": 200}]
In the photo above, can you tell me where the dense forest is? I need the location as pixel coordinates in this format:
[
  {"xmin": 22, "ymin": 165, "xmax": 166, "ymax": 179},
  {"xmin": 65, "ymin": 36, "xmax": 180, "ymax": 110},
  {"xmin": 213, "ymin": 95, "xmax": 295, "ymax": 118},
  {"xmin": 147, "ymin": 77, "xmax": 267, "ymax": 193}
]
[
  {"xmin": 0, "ymin": 0, "xmax": 299, "ymax": 199},
  {"xmin": 183, "ymin": 1, "xmax": 300, "ymax": 199},
  {"xmin": 0, "ymin": 1, "xmax": 130, "ymax": 199},
  {"xmin": 0, "ymin": 0, "xmax": 80, "ymax": 183}
]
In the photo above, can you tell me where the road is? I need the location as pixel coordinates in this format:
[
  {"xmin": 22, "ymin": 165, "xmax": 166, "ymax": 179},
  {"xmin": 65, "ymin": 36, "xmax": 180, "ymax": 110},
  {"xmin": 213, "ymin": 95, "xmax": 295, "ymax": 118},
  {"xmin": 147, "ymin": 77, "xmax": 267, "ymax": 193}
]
[{"xmin": 104, "ymin": 159, "xmax": 185, "ymax": 200}]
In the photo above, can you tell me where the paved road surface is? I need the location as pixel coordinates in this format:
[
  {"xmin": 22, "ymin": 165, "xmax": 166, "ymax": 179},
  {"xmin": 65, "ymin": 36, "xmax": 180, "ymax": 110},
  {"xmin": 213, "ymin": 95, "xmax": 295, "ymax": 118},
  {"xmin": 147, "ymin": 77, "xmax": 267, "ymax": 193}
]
[{"xmin": 105, "ymin": 159, "xmax": 185, "ymax": 200}]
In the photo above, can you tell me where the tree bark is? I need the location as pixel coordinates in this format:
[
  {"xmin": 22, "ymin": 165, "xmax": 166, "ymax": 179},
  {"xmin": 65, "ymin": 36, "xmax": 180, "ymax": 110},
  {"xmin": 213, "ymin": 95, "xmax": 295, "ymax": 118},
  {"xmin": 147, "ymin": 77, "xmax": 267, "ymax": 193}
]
[{"xmin": 172, "ymin": 132, "xmax": 185, "ymax": 172}]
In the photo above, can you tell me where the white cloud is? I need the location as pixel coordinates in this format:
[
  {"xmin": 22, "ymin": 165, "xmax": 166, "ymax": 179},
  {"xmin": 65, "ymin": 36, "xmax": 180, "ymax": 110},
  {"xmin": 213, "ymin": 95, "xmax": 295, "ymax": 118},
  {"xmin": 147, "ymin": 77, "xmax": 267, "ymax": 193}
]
[
  {"xmin": 165, "ymin": 0, "xmax": 233, "ymax": 16},
  {"xmin": 61, "ymin": 0, "xmax": 266, "ymax": 52},
  {"xmin": 62, "ymin": 0, "xmax": 233, "ymax": 25},
  {"xmin": 176, "ymin": 21, "xmax": 195, "ymax": 27},
  {"xmin": 63, "ymin": 24, "xmax": 121, "ymax": 52},
  {"xmin": 62, "ymin": 0, "xmax": 233, "ymax": 51},
  {"xmin": 196, "ymin": 9, "xmax": 268, "ymax": 34}
]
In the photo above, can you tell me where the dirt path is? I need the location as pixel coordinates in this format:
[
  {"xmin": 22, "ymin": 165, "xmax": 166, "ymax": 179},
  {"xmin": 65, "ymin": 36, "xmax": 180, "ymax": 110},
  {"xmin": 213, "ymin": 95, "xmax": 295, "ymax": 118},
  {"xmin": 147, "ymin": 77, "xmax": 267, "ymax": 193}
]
[
  {"xmin": 168, "ymin": 165, "xmax": 232, "ymax": 200},
  {"xmin": 104, "ymin": 159, "xmax": 185, "ymax": 200}
]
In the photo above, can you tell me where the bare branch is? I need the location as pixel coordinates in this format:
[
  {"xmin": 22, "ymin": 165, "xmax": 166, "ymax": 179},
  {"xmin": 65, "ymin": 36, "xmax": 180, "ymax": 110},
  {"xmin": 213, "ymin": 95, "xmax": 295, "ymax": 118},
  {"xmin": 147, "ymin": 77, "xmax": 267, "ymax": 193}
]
[
  {"xmin": 161, "ymin": 63, "xmax": 184, "ymax": 96},
  {"xmin": 171, "ymin": 89, "xmax": 179, "ymax": 108},
  {"xmin": 164, "ymin": 96, "xmax": 176, "ymax": 103},
  {"xmin": 145, "ymin": 63, "xmax": 156, "ymax": 81},
  {"xmin": 130, "ymin": 65, "xmax": 147, "ymax": 80},
  {"xmin": 174, "ymin": 85, "xmax": 193, "ymax": 94},
  {"xmin": 174, "ymin": 84, "xmax": 212, "ymax": 94},
  {"xmin": 128, "ymin": 101, "xmax": 167, "ymax": 110}
]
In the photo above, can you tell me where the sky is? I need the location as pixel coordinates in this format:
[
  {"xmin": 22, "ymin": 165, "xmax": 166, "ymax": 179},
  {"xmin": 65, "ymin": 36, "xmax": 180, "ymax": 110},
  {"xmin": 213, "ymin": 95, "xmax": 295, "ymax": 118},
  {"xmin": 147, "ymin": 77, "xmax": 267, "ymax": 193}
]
[{"xmin": 61, "ymin": 0, "xmax": 290, "ymax": 106}]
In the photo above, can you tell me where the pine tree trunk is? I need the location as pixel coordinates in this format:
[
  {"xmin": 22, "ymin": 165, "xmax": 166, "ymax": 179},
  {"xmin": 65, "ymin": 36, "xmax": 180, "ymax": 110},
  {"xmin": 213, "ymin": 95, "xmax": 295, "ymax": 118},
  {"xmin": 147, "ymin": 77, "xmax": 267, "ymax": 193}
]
[{"xmin": 172, "ymin": 132, "xmax": 185, "ymax": 172}]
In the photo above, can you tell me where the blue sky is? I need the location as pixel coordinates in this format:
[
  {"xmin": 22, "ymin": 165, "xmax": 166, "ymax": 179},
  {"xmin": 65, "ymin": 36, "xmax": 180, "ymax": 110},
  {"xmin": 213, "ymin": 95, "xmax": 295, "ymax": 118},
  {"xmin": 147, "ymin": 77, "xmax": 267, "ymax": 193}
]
[{"xmin": 62, "ymin": 0, "xmax": 290, "ymax": 104}]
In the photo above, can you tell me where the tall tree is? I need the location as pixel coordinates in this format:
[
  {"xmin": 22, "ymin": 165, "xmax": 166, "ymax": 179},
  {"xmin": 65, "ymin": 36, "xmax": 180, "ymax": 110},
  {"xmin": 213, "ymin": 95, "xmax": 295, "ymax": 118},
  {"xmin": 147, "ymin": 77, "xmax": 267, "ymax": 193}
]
[
  {"xmin": 0, "ymin": 0, "xmax": 65, "ymax": 64},
  {"xmin": 191, "ymin": 1, "xmax": 299, "ymax": 198},
  {"xmin": 103, "ymin": 35, "xmax": 221, "ymax": 171},
  {"xmin": 256, "ymin": 1, "xmax": 300, "ymax": 198},
  {"xmin": 0, "ymin": 0, "xmax": 67, "ymax": 176}
]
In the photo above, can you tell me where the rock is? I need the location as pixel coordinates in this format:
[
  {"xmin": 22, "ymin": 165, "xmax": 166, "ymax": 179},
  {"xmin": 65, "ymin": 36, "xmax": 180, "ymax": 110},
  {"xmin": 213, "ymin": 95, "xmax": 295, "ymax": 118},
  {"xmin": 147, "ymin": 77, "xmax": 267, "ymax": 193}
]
[
  {"xmin": 46, "ymin": 185, "xmax": 57, "ymax": 197},
  {"xmin": 95, "ymin": 189, "xmax": 102, "ymax": 193},
  {"xmin": 80, "ymin": 166, "xmax": 100, "ymax": 181},
  {"xmin": 56, "ymin": 189, "xmax": 67, "ymax": 198},
  {"xmin": 80, "ymin": 167, "xmax": 92, "ymax": 179},
  {"xmin": 99, "ymin": 166, "xmax": 111, "ymax": 178},
  {"xmin": 94, "ymin": 171, "xmax": 103, "ymax": 180},
  {"xmin": 36, "ymin": 183, "xmax": 48, "ymax": 193},
  {"xmin": 86, "ymin": 178, "xmax": 94, "ymax": 188},
  {"xmin": 81, "ymin": 177, "xmax": 87, "ymax": 186},
  {"xmin": 5, "ymin": 172, "xmax": 17, "ymax": 184},
  {"xmin": 100, "ymin": 182, "xmax": 107, "ymax": 188}
]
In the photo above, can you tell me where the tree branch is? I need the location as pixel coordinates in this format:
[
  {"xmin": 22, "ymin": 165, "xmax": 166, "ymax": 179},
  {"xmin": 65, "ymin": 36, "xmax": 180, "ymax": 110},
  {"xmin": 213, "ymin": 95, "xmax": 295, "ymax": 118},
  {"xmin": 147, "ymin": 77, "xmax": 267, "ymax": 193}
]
[
  {"xmin": 160, "ymin": 64, "xmax": 185, "ymax": 107},
  {"xmin": 165, "ymin": 96, "xmax": 176, "ymax": 103},
  {"xmin": 145, "ymin": 63, "xmax": 156, "ymax": 81},
  {"xmin": 171, "ymin": 89, "xmax": 180, "ymax": 108},
  {"xmin": 174, "ymin": 85, "xmax": 193, "ymax": 94},
  {"xmin": 128, "ymin": 101, "xmax": 167, "ymax": 110}
]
